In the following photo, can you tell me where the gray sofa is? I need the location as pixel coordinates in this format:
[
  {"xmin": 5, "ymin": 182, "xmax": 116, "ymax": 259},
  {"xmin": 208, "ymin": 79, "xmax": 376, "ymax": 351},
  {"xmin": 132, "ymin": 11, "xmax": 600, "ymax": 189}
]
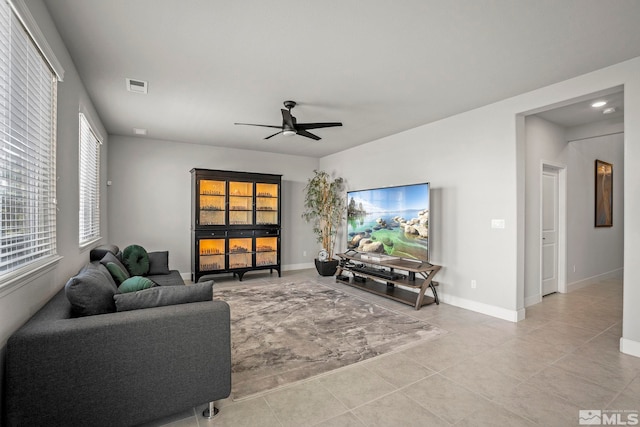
[{"xmin": 4, "ymin": 245, "xmax": 231, "ymax": 427}]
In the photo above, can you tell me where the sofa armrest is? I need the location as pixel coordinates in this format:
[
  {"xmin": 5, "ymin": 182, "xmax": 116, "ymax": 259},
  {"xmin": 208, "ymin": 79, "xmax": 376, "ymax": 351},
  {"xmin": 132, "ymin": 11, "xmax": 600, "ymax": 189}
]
[{"xmin": 5, "ymin": 299, "xmax": 231, "ymax": 427}]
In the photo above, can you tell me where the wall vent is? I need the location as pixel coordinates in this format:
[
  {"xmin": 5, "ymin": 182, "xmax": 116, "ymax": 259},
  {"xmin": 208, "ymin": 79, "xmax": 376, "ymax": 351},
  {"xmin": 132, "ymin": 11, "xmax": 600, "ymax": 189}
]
[{"xmin": 126, "ymin": 78, "xmax": 148, "ymax": 94}]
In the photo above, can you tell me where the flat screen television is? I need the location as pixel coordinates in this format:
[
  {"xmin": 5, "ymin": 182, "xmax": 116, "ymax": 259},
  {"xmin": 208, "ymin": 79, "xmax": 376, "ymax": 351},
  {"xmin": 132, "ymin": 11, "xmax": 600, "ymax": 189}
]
[{"xmin": 346, "ymin": 182, "xmax": 430, "ymax": 262}]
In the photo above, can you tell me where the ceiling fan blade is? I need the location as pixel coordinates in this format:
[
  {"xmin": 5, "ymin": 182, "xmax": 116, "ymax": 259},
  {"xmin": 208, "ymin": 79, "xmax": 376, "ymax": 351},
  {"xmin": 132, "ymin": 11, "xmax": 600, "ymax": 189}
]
[
  {"xmin": 281, "ymin": 109, "xmax": 295, "ymax": 128},
  {"xmin": 264, "ymin": 131, "xmax": 283, "ymax": 140},
  {"xmin": 296, "ymin": 122, "xmax": 343, "ymax": 130},
  {"xmin": 296, "ymin": 129, "xmax": 321, "ymax": 141},
  {"xmin": 234, "ymin": 122, "xmax": 283, "ymax": 129}
]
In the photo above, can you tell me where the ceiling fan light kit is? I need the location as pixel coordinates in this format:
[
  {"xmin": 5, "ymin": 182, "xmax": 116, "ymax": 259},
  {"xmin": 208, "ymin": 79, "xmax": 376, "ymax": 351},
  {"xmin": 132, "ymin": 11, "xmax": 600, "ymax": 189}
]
[{"xmin": 235, "ymin": 100, "xmax": 342, "ymax": 141}]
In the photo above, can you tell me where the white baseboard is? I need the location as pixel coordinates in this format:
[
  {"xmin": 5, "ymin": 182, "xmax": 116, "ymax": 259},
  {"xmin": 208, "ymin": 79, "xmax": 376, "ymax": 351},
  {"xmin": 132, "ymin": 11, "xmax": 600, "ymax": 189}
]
[
  {"xmin": 567, "ymin": 268, "xmax": 624, "ymax": 292},
  {"xmin": 524, "ymin": 294, "xmax": 542, "ymax": 307},
  {"xmin": 439, "ymin": 293, "xmax": 523, "ymax": 323},
  {"xmin": 620, "ymin": 337, "xmax": 640, "ymax": 359}
]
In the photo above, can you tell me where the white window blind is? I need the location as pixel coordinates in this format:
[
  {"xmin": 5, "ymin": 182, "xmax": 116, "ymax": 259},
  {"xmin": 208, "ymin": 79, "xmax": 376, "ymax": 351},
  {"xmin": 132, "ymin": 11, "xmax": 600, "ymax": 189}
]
[
  {"xmin": 0, "ymin": 1, "xmax": 57, "ymax": 278},
  {"xmin": 79, "ymin": 113, "xmax": 100, "ymax": 246}
]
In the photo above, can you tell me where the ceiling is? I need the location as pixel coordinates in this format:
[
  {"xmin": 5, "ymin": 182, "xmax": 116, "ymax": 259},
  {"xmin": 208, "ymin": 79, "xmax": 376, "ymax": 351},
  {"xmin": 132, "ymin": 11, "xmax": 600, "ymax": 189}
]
[
  {"xmin": 42, "ymin": 0, "xmax": 640, "ymax": 158},
  {"xmin": 535, "ymin": 89, "xmax": 624, "ymax": 128}
]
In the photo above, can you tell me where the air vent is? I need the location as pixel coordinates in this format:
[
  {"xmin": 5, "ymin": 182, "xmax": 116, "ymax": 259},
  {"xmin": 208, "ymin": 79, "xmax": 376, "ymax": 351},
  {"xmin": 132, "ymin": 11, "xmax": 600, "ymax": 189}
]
[{"xmin": 126, "ymin": 78, "xmax": 148, "ymax": 94}]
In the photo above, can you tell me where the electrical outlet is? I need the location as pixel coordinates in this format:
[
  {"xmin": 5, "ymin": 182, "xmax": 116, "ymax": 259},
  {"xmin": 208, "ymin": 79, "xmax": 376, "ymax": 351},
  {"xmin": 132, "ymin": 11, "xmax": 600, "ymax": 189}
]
[
  {"xmin": 471, "ymin": 279, "xmax": 477, "ymax": 289},
  {"xmin": 303, "ymin": 251, "xmax": 307, "ymax": 257},
  {"xmin": 573, "ymin": 265, "xmax": 576, "ymax": 273}
]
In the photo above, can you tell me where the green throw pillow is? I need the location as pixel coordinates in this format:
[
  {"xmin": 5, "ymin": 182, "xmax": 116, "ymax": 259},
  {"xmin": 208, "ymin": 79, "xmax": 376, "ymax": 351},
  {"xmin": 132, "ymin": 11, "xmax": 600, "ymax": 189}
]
[
  {"xmin": 118, "ymin": 276, "xmax": 156, "ymax": 293},
  {"xmin": 122, "ymin": 244, "xmax": 150, "ymax": 276},
  {"xmin": 106, "ymin": 261, "xmax": 130, "ymax": 285}
]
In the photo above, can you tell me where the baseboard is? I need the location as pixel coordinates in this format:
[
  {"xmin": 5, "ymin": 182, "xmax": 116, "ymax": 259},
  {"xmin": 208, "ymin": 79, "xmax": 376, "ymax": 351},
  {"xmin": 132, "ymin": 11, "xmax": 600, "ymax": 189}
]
[
  {"xmin": 439, "ymin": 293, "xmax": 523, "ymax": 322},
  {"xmin": 567, "ymin": 267, "xmax": 624, "ymax": 292},
  {"xmin": 283, "ymin": 262, "xmax": 314, "ymax": 271},
  {"xmin": 182, "ymin": 263, "xmax": 316, "ymax": 281},
  {"xmin": 620, "ymin": 337, "xmax": 640, "ymax": 358},
  {"xmin": 524, "ymin": 294, "xmax": 542, "ymax": 307}
]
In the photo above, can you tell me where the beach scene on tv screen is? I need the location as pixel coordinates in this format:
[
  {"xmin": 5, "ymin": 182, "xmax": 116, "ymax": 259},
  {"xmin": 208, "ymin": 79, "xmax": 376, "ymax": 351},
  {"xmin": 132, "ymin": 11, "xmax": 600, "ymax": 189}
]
[{"xmin": 347, "ymin": 183, "xmax": 429, "ymax": 261}]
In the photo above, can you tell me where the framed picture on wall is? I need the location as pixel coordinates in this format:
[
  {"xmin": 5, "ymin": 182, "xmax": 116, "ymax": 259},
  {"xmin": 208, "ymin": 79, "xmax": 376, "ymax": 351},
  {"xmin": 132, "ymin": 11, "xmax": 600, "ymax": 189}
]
[{"xmin": 595, "ymin": 159, "xmax": 613, "ymax": 227}]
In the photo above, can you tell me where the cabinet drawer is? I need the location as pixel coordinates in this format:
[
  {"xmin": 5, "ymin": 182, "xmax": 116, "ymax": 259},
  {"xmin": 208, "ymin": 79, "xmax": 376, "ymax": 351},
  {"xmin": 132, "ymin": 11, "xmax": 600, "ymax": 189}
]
[
  {"xmin": 198, "ymin": 230, "xmax": 227, "ymax": 237},
  {"xmin": 255, "ymin": 229, "xmax": 280, "ymax": 236},
  {"xmin": 227, "ymin": 230, "xmax": 254, "ymax": 237}
]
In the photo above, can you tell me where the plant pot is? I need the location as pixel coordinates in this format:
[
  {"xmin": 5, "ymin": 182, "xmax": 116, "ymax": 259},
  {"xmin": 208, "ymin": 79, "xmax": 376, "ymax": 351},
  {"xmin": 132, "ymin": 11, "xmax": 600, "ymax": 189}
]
[{"xmin": 315, "ymin": 259, "xmax": 339, "ymax": 276}]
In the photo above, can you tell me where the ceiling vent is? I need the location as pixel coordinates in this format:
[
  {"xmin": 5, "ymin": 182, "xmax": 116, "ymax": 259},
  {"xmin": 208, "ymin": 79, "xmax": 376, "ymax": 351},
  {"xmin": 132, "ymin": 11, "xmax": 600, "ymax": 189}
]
[{"xmin": 126, "ymin": 78, "xmax": 148, "ymax": 94}]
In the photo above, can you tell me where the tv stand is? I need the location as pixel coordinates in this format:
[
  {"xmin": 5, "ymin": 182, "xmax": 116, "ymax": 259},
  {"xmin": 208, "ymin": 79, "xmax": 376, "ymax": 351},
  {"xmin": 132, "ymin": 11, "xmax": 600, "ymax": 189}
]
[{"xmin": 335, "ymin": 252, "xmax": 441, "ymax": 310}]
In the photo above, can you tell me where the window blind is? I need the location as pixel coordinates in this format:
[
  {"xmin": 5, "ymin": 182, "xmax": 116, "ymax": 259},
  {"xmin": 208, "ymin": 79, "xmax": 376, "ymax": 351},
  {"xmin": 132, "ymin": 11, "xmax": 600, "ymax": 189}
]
[
  {"xmin": 79, "ymin": 113, "xmax": 100, "ymax": 245},
  {"xmin": 0, "ymin": 1, "xmax": 57, "ymax": 277}
]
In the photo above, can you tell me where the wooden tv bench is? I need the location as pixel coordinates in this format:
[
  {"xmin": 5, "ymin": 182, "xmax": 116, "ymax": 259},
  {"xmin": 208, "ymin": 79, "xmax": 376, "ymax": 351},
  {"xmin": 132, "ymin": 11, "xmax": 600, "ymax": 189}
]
[{"xmin": 335, "ymin": 252, "xmax": 441, "ymax": 310}]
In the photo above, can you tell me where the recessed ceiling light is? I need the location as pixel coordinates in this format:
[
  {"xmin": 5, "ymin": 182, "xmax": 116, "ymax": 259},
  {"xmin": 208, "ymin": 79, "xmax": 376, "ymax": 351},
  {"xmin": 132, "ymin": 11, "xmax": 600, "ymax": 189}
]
[
  {"xmin": 591, "ymin": 101, "xmax": 607, "ymax": 108},
  {"xmin": 603, "ymin": 107, "xmax": 616, "ymax": 114},
  {"xmin": 133, "ymin": 128, "xmax": 147, "ymax": 135}
]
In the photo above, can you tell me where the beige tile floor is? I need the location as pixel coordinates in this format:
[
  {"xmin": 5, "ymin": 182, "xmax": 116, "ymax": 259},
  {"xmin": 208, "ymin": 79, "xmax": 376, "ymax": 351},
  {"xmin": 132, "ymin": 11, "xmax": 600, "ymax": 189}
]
[{"xmin": 143, "ymin": 270, "xmax": 638, "ymax": 427}]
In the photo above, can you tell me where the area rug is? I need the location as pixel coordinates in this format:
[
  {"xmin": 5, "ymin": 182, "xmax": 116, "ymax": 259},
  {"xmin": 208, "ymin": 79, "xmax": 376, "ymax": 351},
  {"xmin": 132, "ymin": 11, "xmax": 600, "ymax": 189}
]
[{"xmin": 215, "ymin": 281, "xmax": 447, "ymax": 400}]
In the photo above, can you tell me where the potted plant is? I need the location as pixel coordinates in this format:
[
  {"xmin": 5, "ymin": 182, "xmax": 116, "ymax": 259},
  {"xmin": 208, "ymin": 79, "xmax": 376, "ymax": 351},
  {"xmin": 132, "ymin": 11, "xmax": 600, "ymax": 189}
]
[{"xmin": 302, "ymin": 169, "xmax": 345, "ymax": 276}]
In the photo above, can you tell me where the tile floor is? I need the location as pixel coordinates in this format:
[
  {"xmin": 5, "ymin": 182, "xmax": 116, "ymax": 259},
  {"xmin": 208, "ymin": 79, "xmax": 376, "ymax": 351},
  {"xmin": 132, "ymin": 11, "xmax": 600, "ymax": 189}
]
[{"xmin": 143, "ymin": 270, "xmax": 639, "ymax": 427}]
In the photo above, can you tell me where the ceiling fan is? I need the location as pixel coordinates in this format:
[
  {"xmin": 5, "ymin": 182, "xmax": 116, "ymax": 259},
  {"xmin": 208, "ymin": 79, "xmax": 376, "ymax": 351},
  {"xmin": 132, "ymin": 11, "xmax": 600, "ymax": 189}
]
[{"xmin": 234, "ymin": 101, "xmax": 342, "ymax": 141}]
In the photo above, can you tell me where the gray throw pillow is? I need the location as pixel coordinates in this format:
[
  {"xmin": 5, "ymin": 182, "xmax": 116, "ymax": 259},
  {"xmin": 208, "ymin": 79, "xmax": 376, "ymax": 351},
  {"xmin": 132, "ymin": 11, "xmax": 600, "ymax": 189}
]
[
  {"xmin": 147, "ymin": 251, "xmax": 170, "ymax": 275},
  {"xmin": 65, "ymin": 267, "xmax": 118, "ymax": 316},
  {"xmin": 113, "ymin": 281, "xmax": 214, "ymax": 312},
  {"xmin": 100, "ymin": 252, "xmax": 130, "ymax": 284}
]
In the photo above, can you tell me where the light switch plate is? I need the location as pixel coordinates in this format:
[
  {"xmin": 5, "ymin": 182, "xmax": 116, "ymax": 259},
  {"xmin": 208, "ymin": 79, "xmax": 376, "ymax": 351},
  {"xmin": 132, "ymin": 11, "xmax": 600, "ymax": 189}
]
[{"xmin": 491, "ymin": 219, "xmax": 506, "ymax": 229}]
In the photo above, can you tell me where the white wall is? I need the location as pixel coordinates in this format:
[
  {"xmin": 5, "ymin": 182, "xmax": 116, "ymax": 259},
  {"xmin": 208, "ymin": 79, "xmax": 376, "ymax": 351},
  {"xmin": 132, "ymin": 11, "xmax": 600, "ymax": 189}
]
[
  {"xmin": 0, "ymin": 0, "xmax": 108, "ymax": 406},
  {"xmin": 322, "ymin": 55, "xmax": 640, "ymax": 355},
  {"xmin": 107, "ymin": 136, "xmax": 319, "ymax": 275}
]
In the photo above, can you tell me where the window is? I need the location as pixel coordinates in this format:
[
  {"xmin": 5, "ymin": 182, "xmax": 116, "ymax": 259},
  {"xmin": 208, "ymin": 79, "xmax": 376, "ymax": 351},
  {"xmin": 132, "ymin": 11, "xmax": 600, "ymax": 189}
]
[
  {"xmin": 79, "ymin": 113, "xmax": 101, "ymax": 246},
  {"xmin": 0, "ymin": 1, "xmax": 58, "ymax": 280}
]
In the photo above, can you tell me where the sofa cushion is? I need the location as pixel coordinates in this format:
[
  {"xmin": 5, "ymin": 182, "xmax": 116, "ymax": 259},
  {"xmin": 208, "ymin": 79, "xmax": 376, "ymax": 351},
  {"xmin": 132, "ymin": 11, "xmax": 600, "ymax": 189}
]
[
  {"xmin": 118, "ymin": 276, "xmax": 156, "ymax": 293},
  {"xmin": 65, "ymin": 265, "xmax": 118, "ymax": 316},
  {"xmin": 122, "ymin": 244, "xmax": 150, "ymax": 276},
  {"xmin": 89, "ymin": 244, "xmax": 120, "ymax": 261},
  {"xmin": 147, "ymin": 251, "xmax": 170, "ymax": 275},
  {"xmin": 147, "ymin": 270, "xmax": 185, "ymax": 287},
  {"xmin": 113, "ymin": 281, "xmax": 214, "ymax": 312},
  {"xmin": 100, "ymin": 252, "xmax": 130, "ymax": 285}
]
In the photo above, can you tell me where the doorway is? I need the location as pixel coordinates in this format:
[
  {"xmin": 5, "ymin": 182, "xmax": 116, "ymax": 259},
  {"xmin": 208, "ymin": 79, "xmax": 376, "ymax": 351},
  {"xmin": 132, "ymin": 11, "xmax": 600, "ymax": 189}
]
[{"xmin": 541, "ymin": 164, "xmax": 567, "ymax": 296}]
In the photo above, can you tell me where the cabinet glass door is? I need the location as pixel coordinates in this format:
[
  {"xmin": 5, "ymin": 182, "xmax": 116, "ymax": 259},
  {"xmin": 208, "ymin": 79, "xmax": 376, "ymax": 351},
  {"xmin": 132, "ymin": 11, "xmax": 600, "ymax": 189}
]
[
  {"xmin": 199, "ymin": 238, "xmax": 225, "ymax": 271},
  {"xmin": 256, "ymin": 182, "xmax": 278, "ymax": 225},
  {"xmin": 228, "ymin": 237, "xmax": 252, "ymax": 269},
  {"xmin": 256, "ymin": 236, "xmax": 277, "ymax": 266},
  {"xmin": 199, "ymin": 179, "xmax": 226, "ymax": 225},
  {"xmin": 229, "ymin": 181, "xmax": 253, "ymax": 225}
]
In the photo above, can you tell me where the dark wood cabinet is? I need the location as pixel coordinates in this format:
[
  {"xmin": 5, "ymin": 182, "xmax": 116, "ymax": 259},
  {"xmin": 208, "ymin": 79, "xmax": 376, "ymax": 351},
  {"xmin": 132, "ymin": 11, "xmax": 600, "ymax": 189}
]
[{"xmin": 191, "ymin": 168, "xmax": 281, "ymax": 282}]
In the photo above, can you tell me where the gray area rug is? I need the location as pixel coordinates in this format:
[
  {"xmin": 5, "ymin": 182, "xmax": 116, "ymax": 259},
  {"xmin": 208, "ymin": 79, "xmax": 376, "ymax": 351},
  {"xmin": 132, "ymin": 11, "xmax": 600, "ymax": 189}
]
[{"xmin": 215, "ymin": 281, "xmax": 447, "ymax": 400}]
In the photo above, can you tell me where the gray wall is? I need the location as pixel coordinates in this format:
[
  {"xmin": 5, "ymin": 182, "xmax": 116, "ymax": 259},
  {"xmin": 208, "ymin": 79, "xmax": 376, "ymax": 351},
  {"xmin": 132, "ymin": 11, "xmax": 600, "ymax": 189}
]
[
  {"xmin": 106, "ymin": 136, "xmax": 319, "ymax": 275},
  {"xmin": 322, "ymin": 55, "xmax": 640, "ymax": 356},
  {"xmin": 524, "ymin": 115, "xmax": 568, "ymax": 304},
  {"xmin": 0, "ymin": 0, "xmax": 108, "ymax": 410},
  {"xmin": 566, "ymin": 128, "xmax": 624, "ymax": 285},
  {"xmin": 523, "ymin": 115, "xmax": 624, "ymax": 305}
]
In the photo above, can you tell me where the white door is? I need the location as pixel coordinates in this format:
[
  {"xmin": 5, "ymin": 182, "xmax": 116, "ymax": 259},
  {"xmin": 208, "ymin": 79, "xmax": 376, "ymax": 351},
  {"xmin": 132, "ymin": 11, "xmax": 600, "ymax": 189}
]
[{"xmin": 542, "ymin": 167, "xmax": 559, "ymax": 295}]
